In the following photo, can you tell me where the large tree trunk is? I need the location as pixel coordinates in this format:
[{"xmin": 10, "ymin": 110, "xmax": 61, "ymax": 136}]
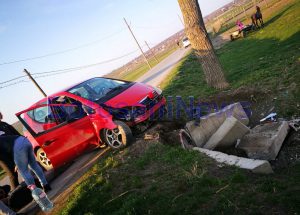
[{"xmin": 178, "ymin": 0, "xmax": 229, "ymax": 89}]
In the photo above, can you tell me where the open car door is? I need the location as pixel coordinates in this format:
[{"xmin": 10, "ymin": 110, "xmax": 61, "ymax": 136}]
[{"xmin": 16, "ymin": 103, "xmax": 98, "ymax": 170}]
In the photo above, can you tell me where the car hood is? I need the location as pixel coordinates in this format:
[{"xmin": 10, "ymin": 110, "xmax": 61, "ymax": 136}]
[{"xmin": 104, "ymin": 82, "xmax": 154, "ymax": 108}]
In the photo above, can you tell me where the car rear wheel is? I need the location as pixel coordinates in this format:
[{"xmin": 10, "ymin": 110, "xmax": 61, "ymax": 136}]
[
  {"xmin": 102, "ymin": 120, "xmax": 133, "ymax": 149},
  {"xmin": 36, "ymin": 148, "xmax": 53, "ymax": 171}
]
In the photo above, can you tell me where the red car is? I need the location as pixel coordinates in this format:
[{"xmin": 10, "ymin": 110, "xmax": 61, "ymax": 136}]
[{"xmin": 16, "ymin": 77, "xmax": 166, "ymax": 170}]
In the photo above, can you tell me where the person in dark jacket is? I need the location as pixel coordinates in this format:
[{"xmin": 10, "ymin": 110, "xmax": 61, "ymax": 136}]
[
  {"xmin": 0, "ymin": 135, "xmax": 51, "ymax": 192},
  {"xmin": 0, "ymin": 112, "xmax": 20, "ymax": 189},
  {"xmin": 0, "ymin": 112, "xmax": 20, "ymax": 136}
]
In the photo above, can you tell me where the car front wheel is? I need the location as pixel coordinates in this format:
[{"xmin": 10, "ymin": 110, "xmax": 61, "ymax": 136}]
[
  {"xmin": 102, "ymin": 120, "xmax": 133, "ymax": 149},
  {"xmin": 36, "ymin": 148, "xmax": 53, "ymax": 171}
]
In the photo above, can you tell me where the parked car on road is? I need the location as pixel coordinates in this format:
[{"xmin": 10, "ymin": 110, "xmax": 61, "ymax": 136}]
[
  {"xmin": 182, "ymin": 37, "xmax": 191, "ymax": 48},
  {"xmin": 16, "ymin": 77, "xmax": 166, "ymax": 170}
]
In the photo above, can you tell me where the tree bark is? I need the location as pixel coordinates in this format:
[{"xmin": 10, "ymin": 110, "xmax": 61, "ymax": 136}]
[{"xmin": 178, "ymin": 0, "xmax": 229, "ymax": 89}]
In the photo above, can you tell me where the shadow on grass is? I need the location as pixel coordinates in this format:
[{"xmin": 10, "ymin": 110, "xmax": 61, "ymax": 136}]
[{"xmin": 263, "ymin": 4, "xmax": 295, "ymax": 27}]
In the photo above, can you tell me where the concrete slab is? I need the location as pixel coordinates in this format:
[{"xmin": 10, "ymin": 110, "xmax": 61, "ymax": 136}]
[
  {"xmin": 193, "ymin": 147, "xmax": 273, "ymax": 174},
  {"xmin": 203, "ymin": 116, "xmax": 250, "ymax": 150},
  {"xmin": 237, "ymin": 121, "xmax": 289, "ymax": 160},
  {"xmin": 186, "ymin": 103, "xmax": 249, "ymax": 147}
]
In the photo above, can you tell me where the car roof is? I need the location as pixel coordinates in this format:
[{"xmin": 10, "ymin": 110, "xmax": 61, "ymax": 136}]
[{"xmin": 28, "ymin": 77, "xmax": 133, "ymax": 107}]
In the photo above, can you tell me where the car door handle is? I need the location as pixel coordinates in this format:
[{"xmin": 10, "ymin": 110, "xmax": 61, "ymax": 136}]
[{"xmin": 43, "ymin": 139, "xmax": 57, "ymax": 147}]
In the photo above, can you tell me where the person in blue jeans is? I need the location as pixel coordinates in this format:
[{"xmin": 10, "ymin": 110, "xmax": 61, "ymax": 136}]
[{"xmin": 0, "ymin": 135, "xmax": 51, "ymax": 192}]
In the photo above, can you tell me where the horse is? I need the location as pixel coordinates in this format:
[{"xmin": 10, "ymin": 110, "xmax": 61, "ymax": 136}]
[{"xmin": 251, "ymin": 6, "xmax": 264, "ymax": 28}]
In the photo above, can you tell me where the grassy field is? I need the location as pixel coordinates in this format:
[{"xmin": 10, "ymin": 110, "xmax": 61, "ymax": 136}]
[
  {"xmin": 57, "ymin": 143, "xmax": 299, "ymax": 215},
  {"xmin": 120, "ymin": 46, "xmax": 178, "ymax": 81},
  {"xmin": 56, "ymin": 1, "xmax": 300, "ymax": 214}
]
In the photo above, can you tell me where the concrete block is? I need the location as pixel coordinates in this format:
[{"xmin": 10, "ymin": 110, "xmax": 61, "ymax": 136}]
[
  {"xmin": 203, "ymin": 116, "xmax": 250, "ymax": 150},
  {"xmin": 237, "ymin": 121, "xmax": 289, "ymax": 160},
  {"xmin": 193, "ymin": 147, "xmax": 273, "ymax": 174},
  {"xmin": 186, "ymin": 103, "xmax": 249, "ymax": 147}
]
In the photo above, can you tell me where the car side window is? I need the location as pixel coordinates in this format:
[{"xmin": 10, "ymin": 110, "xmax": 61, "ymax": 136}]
[
  {"xmin": 28, "ymin": 106, "xmax": 55, "ymax": 124},
  {"xmin": 19, "ymin": 97, "xmax": 87, "ymax": 136},
  {"xmin": 20, "ymin": 106, "xmax": 60, "ymax": 135},
  {"xmin": 51, "ymin": 96, "xmax": 87, "ymax": 123}
]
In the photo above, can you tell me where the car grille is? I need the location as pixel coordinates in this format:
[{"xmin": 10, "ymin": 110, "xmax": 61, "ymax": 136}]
[{"xmin": 140, "ymin": 91, "xmax": 162, "ymax": 110}]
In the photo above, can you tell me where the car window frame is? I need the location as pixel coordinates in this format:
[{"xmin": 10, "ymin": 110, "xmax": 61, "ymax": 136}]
[{"xmin": 17, "ymin": 104, "xmax": 82, "ymax": 138}]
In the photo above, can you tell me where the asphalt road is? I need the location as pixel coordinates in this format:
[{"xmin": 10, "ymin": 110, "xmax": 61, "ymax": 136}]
[{"xmin": 137, "ymin": 47, "xmax": 191, "ymax": 87}]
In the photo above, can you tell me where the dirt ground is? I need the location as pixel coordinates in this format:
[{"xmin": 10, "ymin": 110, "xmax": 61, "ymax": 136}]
[{"xmin": 138, "ymin": 84, "xmax": 300, "ymax": 172}]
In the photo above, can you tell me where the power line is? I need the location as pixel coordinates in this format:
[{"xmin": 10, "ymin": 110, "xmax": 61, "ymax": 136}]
[
  {"xmin": 0, "ymin": 48, "xmax": 140, "ymax": 89},
  {"xmin": 0, "ymin": 75, "xmax": 28, "ymax": 85},
  {"xmin": 133, "ymin": 20, "xmax": 178, "ymax": 30},
  {"xmin": 0, "ymin": 79, "xmax": 30, "ymax": 90},
  {"xmin": 0, "ymin": 29, "xmax": 124, "ymax": 66},
  {"xmin": 31, "ymin": 48, "xmax": 139, "ymax": 76}
]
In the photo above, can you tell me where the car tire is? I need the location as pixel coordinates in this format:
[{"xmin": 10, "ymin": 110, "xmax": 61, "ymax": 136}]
[
  {"xmin": 102, "ymin": 120, "xmax": 133, "ymax": 149},
  {"xmin": 36, "ymin": 148, "xmax": 53, "ymax": 171}
]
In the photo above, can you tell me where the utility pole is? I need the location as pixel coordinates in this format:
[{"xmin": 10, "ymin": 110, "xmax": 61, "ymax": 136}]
[
  {"xmin": 24, "ymin": 69, "xmax": 47, "ymax": 97},
  {"xmin": 123, "ymin": 18, "xmax": 151, "ymax": 69},
  {"xmin": 145, "ymin": 41, "xmax": 158, "ymax": 63},
  {"xmin": 177, "ymin": 14, "xmax": 185, "ymax": 27}
]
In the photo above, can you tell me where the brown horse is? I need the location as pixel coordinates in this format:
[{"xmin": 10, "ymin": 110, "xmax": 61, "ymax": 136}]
[{"xmin": 251, "ymin": 6, "xmax": 264, "ymax": 28}]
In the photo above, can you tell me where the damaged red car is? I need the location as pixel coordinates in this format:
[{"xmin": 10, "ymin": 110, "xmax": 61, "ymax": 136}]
[{"xmin": 16, "ymin": 77, "xmax": 166, "ymax": 170}]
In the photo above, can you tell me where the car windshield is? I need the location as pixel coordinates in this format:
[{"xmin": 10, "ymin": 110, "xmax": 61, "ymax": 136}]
[
  {"xmin": 183, "ymin": 38, "xmax": 188, "ymax": 42},
  {"xmin": 68, "ymin": 78, "xmax": 130, "ymax": 102}
]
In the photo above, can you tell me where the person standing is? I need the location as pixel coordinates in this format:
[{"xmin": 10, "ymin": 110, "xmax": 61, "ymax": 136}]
[
  {"xmin": 0, "ymin": 112, "xmax": 20, "ymax": 189},
  {"xmin": 0, "ymin": 112, "xmax": 20, "ymax": 136},
  {"xmin": 0, "ymin": 135, "xmax": 51, "ymax": 193}
]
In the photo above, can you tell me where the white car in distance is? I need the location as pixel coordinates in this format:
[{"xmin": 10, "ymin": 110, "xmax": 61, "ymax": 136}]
[{"xmin": 182, "ymin": 37, "xmax": 191, "ymax": 48}]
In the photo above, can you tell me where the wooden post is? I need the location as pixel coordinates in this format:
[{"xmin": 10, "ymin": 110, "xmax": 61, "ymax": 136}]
[
  {"xmin": 123, "ymin": 18, "xmax": 152, "ymax": 69},
  {"xmin": 24, "ymin": 69, "xmax": 47, "ymax": 97}
]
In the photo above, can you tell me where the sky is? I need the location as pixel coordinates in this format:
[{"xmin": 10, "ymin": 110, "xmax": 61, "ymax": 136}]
[{"xmin": 0, "ymin": 0, "xmax": 232, "ymax": 123}]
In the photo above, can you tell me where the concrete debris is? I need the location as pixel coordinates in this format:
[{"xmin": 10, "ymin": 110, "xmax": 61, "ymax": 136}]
[
  {"xmin": 144, "ymin": 133, "xmax": 159, "ymax": 140},
  {"xmin": 203, "ymin": 116, "xmax": 250, "ymax": 150},
  {"xmin": 288, "ymin": 119, "xmax": 300, "ymax": 132},
  {"xmin": 193, "ymin": 147, "xmax": 273, "ymax": 174},
  {"xmin": 260, "ymin": 112, "xmax": 277, "ymax": 123},
  {"xmin": 237, "ymin": 121, "xmax": 290, "ymax": 160},
  {"xmin": 186, "ymin": 103, "xmax": 249, "ymax": 147},
  {"xmin": 179, "ymin": 129, "xmax": 195, "ymax": 150}
]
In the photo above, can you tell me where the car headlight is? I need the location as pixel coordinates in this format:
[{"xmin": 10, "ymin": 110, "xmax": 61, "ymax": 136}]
[{"xmin": 152, "ymin": 86, "xmax": 162, "ymax": 95}]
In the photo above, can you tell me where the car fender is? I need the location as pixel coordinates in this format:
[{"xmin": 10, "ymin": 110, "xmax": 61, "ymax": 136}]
[{"xmin": 88, "ymin": 107, "xmax": 118, "ymax": 142}]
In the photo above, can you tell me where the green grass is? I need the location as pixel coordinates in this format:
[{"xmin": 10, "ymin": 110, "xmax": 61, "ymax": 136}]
[
  {"xmin": 121, "ymin": 46, "xmax": 178, "ymax": 81},
  {"xmin": 163, "ymin": 1, "xmax": 300, "ymax": 116},
  {"xmin": 58, "ymin": 144, "xmax": 300, "ymax": 215}
]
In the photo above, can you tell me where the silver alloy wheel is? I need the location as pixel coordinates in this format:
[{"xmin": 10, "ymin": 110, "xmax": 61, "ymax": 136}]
[{"xmin": 105, "ymin": 126, "xmax": 124, "ymax": 149}]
